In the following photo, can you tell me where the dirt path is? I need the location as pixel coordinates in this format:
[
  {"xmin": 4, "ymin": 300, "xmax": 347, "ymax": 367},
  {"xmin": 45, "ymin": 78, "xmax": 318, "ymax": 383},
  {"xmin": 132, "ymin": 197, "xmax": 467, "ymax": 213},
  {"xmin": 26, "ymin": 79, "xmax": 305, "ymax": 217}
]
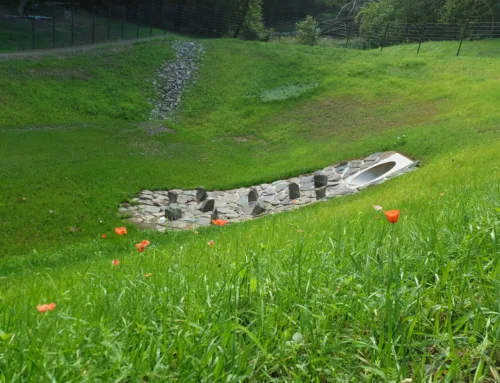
[{"xmin": 0, "ymin": 35, "xmax": 172, "ymax": 60}]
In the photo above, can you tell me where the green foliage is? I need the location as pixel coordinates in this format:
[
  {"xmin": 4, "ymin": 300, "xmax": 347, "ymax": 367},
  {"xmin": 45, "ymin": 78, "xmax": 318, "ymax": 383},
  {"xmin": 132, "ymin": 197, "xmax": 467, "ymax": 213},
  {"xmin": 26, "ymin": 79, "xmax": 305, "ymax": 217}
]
[
  {"xmin": 239, "ymin": 0, "xmax": 271, "ymax": 41},
  {"xmin": 440, "ymin": 0, "xmax": 498, "ymax": 23},
  {"xmin": 295, "ymin": 15, "xmax": 321, "ymax": 45}
]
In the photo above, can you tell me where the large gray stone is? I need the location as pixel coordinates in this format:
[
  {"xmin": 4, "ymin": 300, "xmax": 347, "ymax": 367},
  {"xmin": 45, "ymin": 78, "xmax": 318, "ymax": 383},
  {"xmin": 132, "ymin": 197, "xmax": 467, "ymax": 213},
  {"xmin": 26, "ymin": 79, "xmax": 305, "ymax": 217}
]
[
  {"xmin": 251, "ymin": 203, "xmax": 266, "ymax": 216},
  {"xmin": 248, "ymin": 188, "xmax": 259, "ymax": 203},
  {"xmin": 315, "ymin": 187, "xmax": 327, "ymax": 200},
  {"xmin": 211, "ymin": 209, "xmax": 218, "ymax": 221},
  {"xmin": 314, "ymin": 175, "xmax": 329, "ymax": 188},
  {"xmin": 168, "ymin": 191, "xmax": 178, "ymax": 203},
  {"xmin": 199, "ymin": 199, "xmax": 215, "ymax": 212},
  {"xmin": 275, "ymin": 182, "xmax": 289, "ymax": 192},
  {"xmin": 196, "ymin": 187, "xmax": 208, "ymax": 202},
  {"xmin": 165, "ymin": 207, "xmax": 182, "ymax": 221},
  {"xmin": 289, "ymin": 183, "xmax": 300, "ymax": 199}
]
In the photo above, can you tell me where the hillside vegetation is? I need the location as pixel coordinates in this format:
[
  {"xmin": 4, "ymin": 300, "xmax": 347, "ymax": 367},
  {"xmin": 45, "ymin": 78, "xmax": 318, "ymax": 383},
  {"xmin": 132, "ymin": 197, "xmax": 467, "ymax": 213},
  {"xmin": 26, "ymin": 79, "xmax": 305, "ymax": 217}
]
[{"xmin": 1, "ymin": 38, "xmax": 500, "ymax": 380}]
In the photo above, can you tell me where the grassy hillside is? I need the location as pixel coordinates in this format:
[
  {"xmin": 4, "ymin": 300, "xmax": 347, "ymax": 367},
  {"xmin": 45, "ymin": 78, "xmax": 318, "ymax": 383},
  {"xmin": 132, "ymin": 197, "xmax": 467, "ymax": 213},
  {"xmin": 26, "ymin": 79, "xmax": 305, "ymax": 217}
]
[{"xmin": 1, "ymin": 38, "xmax": 500, "ymax": 380}]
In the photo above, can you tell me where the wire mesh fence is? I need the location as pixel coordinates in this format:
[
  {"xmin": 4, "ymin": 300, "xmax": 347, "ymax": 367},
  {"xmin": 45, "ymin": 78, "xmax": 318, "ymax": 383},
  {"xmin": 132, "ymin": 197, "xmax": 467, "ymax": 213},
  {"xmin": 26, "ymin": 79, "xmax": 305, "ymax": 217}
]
[
  {"xmin": 269, "ymin": 18, "xmax": 500, "ymax": 56},
  {"xmin": 0, "ymin": 1, "xmax": 245, "ymax": 52}
]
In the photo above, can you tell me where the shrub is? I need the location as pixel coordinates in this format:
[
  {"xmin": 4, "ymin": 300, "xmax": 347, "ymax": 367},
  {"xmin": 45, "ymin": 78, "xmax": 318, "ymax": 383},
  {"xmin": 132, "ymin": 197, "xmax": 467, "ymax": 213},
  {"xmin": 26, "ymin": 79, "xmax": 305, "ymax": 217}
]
[
  {"xmin": 295, "ymin": 16, "xmax": 321, "ymax": 45},
  {"xmin": 240, "ymin": 0, "xmax": 272, "ymax": 41}
]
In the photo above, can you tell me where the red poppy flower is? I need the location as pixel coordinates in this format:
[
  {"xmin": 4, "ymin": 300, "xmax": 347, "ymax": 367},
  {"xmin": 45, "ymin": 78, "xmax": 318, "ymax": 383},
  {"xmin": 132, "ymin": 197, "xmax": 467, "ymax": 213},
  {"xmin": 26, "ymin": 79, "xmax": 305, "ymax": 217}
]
[
  {"xmin": 114, "ymin": 227, "xmax": 127, "ymax": 235},
  {"xmin": 37, "ymin": 302, "xmax": 56, "ymax": 313},
  {"xmin": 212, "ymin": 219, "xmax": 228, "ymax": 226},
  {"xmin": 101, "ymin": 234, "xmax": 107, "ymax": 239},
  {"xmin": 135, "ymin": 243, "xmax": 146, "ymax": 253},
  {"xmin": 140, "ymin": 240, "xmax": 150, "ymax": 246},
  {"xmin": 208, "ymin": 240, "xmax": 214, "ymax": 247},
  {"xmin": 112, "ymin": 259, "xmax": 120, "ymax": 266},
  {"xmin": 383, "ymin": 210, "xmax": 400, "ymax": 224}
]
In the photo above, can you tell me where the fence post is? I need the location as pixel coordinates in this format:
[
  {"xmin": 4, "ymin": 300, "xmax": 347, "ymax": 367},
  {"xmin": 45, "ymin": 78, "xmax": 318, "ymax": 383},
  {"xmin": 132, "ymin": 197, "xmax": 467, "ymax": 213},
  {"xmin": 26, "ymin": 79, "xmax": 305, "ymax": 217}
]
[
  {"xmin": 161, "ymin": 1, "xmax": 166, "ymax": 34},
  {"xmin": 71, "ymin": 0, "xmax": 74, "ymax": 46},
  {"xmin": 380, "ymin": 22, "xmax": 389, "ymax": 51},
  {"xmin": 52, "ymin": 5, "xmax": 56, "ymax": 48},
  {"xmin": 345, "ymin": 20, "xmax": 353, "ymax": 48},
  {"xmin": 31, "ymin": 12, "xmax": 35, "ymax": 50},
  {"xmin": 150, "ymin": 0, "xmax": 153, "ymax": 36},
  {"xmin": 107, "ymin": 4, "xmax": 111, "ymax": 40},
  {"xmin": 121, "ymin": 5, "xmax": 125, "ymax": 39},
  {"xmin": 456, "ymin": 22, "xmax": 468, "ymax": 56},
  {"xmin": 92, "ymin": 4, "xmax": 95, "ymax": 44},
  {"xmin": 136, "ymin": 4, "xmax": 140, "ymax": 38},
  {"xmin": 417, "ymin": 23, "xmax": 426, "ymax": 54}
]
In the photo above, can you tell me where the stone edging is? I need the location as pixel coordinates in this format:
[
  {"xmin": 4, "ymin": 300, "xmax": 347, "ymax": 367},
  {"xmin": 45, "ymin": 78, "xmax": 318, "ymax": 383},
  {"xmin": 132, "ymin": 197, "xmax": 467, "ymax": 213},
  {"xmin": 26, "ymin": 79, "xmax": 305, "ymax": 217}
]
[{"xmin": 119, "ymin": 151, "xmax": 419, "ymax": 232}]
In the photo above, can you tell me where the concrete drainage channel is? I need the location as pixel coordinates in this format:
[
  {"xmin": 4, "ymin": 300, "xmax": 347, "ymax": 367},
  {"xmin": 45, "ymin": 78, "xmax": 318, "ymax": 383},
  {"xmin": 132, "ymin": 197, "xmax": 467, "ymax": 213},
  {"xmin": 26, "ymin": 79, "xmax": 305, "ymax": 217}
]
[{"xmin": 120, "ymin": 152, "xmax": 419, "ymax": 232}]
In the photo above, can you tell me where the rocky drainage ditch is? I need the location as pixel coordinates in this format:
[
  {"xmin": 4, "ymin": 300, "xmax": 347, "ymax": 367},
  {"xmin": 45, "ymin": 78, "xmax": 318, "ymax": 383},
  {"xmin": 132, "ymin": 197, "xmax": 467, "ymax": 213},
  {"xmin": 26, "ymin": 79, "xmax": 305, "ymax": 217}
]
[{"xmin": 119, "ymin": 151, "xmax": 419, "ymax": 232}]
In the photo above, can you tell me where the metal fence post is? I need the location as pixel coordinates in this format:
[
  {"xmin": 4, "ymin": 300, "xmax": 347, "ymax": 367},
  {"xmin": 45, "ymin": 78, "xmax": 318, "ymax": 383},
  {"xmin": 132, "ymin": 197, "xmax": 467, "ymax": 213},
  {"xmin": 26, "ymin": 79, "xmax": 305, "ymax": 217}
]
[
  {"xmin": 92, "ymin": 4, "xmax": 95, "ymax": 44},
  {"xmin": 380, "ymin": 22, "xmax": 389, "ymax": 51},
  {"xmin": 52, "ymin": 5, "xmax": 56, "ymax": 48},
  {"xmin": 71, "ymin": 0, "xmax": 75, "ymax": 46},
  {"xmin": 345, "ymin": 20, "xmax": 353, "ymax": 48},
  {"xmin": 136, "ymin": 4, "xmax": 140, "ymax": 38},
  {"xmin": 150, "ymin": 0, "xmax": 153, "ymax": 36},
  {"xmin": 107, "ymin": 4, "xmax": 111, "ymax": 40},
  {"xmin": 31, "ymin": 13, "xmax": 35, "ymax": 50},
  {"xmin": 162, "ymin": 1, "xmax": 166, "ymax": 34},
  {"xmin": 456, "ymin": 22, "xmax": 468, "ymax": 56},
  {"xmin": 417, "ymin": 23, "xmax": 426, "ymax": 54},
  {"xmin": 121, "ymin": 5, "xmax": 125, "ymax": 39}
]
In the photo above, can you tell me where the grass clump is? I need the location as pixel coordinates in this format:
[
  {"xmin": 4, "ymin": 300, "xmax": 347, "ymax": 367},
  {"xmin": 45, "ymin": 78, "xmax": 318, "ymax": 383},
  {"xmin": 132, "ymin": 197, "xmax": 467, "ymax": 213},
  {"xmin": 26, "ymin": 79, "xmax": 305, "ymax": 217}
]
[{"xmin": 260, "ymin": 82, "xmax": 319, "ymax": 102}]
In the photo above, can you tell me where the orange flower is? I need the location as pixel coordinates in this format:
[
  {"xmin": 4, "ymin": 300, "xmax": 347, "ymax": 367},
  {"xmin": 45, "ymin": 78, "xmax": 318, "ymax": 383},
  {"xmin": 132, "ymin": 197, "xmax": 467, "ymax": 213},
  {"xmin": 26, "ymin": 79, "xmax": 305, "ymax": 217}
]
[
  {"xmin": 383, "ymin": 210, "xmax": 400, "ymax": 224},
  {"xmin": 208, "ymin": 240, "xmax": 214, "ymax": 247},
  {"xmin": 292, "ymin": 200, "xmax": 297, "ymax": 204},
  {"xmin": 212, "ymin": 219, "xmax": 228, "ymax": 226},
  {"xmin": 144, "ymin": 273, "xmax": 153, "ymax": 278},
  {"xmin": 101, "ymin": 234, "xmax": 107, "ymax": 239},
  {"xmin": 112, "ymin": 259, "xmax": 120, "ymax": 266},
  {"xmin": 114, "ymin": 227, "xmax": 127, "ymax": 235},
  {"xmin": 140, "ymin": 240, "xmax": 150, "ymax": 246},
  {"xmin": 37, "ymin": 302, "xmax": 56, "ymax": 313},
  {"xmin": 135, "ymin": 243, "xmax": 147, "ymax": 253}
]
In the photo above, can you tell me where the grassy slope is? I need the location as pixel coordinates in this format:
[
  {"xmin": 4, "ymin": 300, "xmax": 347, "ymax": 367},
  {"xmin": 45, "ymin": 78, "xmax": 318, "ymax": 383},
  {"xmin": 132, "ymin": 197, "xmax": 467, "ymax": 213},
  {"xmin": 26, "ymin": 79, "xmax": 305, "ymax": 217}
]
[{"xmin": 1, "ymin": 39, "xmax": 500, "ymax": 380}]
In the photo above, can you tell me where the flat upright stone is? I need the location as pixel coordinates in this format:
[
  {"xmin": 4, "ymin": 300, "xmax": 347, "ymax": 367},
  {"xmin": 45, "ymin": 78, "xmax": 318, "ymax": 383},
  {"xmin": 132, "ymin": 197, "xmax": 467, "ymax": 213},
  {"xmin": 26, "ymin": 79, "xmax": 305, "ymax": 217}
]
[
  {"xmin": 314, "ymin": 175, "xmax": 329, "ymax": 188},
  {"xmin": 248, "ymin": 188, "xmax": 259, "ymax": 203},
  {"xmin": 196, "ymin": 187, "xmax": 208, "ymax": 202},
  {"xmin": 168, "ymin": 191, "xmax": 178, "ymax": 203},
  {"xmin": 211, "ymin": 209, "xmax": 218, "ymax": 221},
  {"xmin": 199, "ymin": 198, "xmax": 215, "ymax": 212},
  {"xmin": 315, "ymin": 187, "xmax": 327, "ymax": 200},
  {"xmin": 251, "ymin": 203, "xmax": 266, "ymax": 216},
  {"xmin": 165, "ymin": 207, "xmax": 182, "ymax": 221},
  {"xmin": 289, "ymin": 182, "xmax": 300, "ymax": 199}
]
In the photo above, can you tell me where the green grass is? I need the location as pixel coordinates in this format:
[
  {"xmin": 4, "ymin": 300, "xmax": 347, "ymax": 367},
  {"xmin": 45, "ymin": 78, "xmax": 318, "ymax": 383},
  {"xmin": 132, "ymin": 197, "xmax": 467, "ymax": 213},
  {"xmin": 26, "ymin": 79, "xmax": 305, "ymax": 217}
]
[{"xmin": 1, "ymin": 38, "xmax": 500, "ymax": 380}]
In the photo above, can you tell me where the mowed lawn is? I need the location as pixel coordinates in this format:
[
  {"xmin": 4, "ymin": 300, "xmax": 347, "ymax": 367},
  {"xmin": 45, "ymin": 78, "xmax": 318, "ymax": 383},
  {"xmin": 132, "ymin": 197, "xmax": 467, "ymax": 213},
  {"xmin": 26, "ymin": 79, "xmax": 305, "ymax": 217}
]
[{"xmin": 1, "ymin": 38, "xmax": 500, "ymax": 380}]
